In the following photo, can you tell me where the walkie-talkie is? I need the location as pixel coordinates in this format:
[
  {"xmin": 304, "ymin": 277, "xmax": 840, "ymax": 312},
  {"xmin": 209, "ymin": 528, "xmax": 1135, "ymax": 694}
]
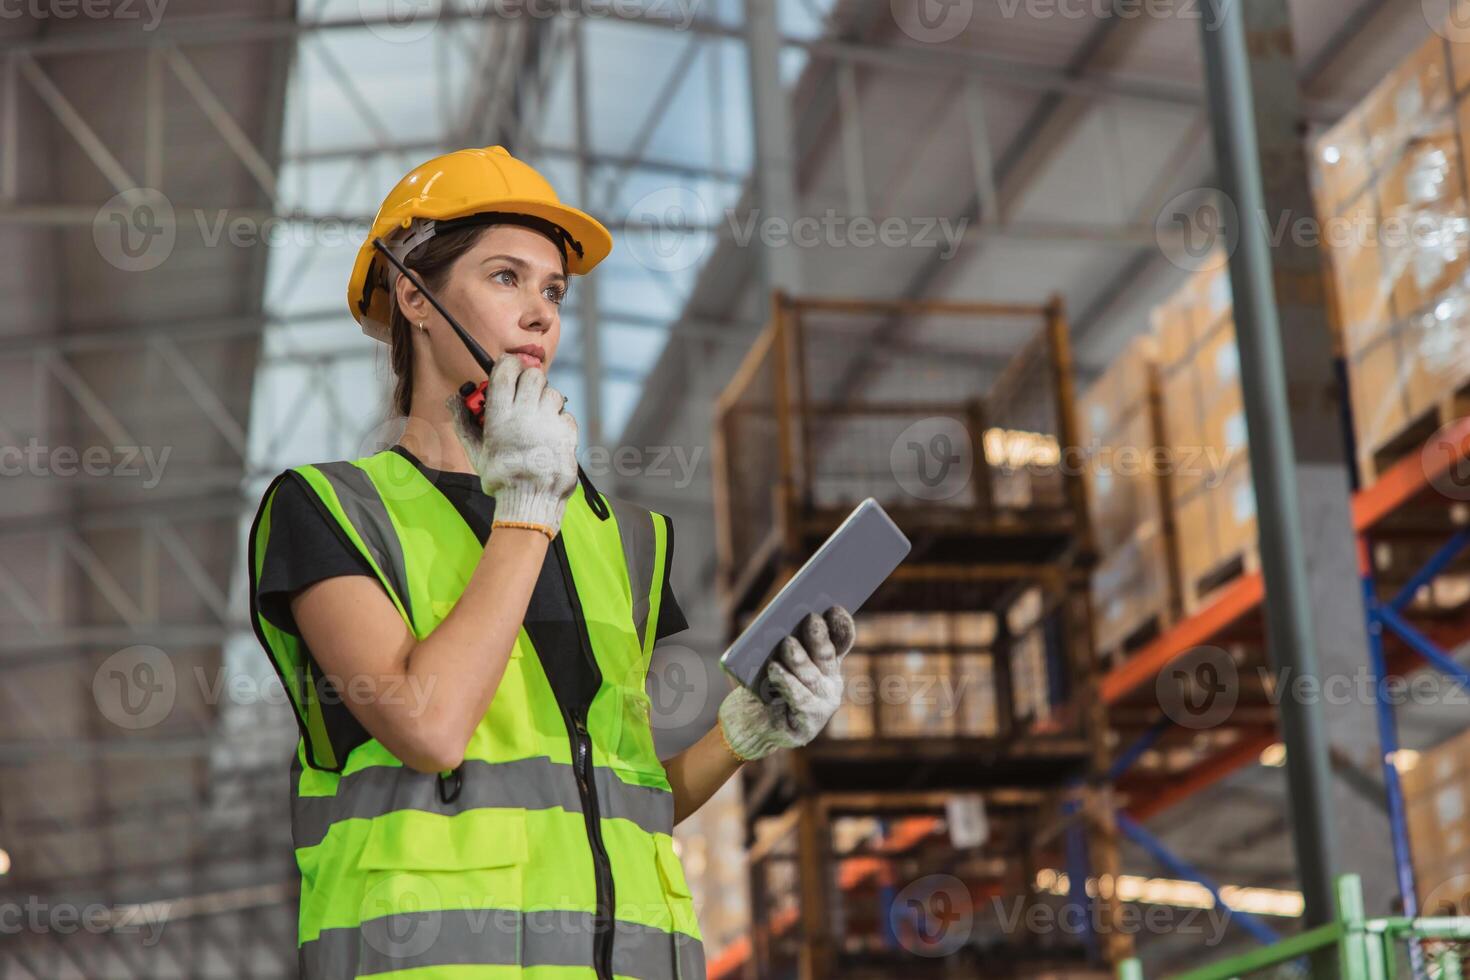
[{"xmin": 370, "ymin": 237, "xmax": 609, "ymax": 520}]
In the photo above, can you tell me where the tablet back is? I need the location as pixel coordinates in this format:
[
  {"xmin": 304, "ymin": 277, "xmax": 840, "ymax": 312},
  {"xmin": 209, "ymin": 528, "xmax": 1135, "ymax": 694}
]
[{"xmin": 719, "ymin": 498, "xmax": 911, "ymax": 697}]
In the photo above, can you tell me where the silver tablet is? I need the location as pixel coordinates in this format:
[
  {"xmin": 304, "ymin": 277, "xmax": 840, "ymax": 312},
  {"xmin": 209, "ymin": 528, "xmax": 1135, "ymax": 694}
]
[{"xmin": 720, "ymin": 498, "xmax": 911, "ymax": 699}]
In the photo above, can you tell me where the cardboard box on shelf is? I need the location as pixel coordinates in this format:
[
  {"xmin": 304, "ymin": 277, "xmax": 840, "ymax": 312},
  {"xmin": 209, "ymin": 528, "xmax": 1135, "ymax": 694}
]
[
  {"xmin": 1092, "ymin": 527, "xmax": 1174, "ymax": 659},
  {"xmin": 820, "ymin": 612, "xmax": 1017, "ymax": 741},
  {"xmin": 1200, "ymin": 397, "xmax": 1247, "ymax": 473},
  {"xmin": 1172, "ymin": 483, "xmax": 1218, "ymax": 611},
  {"xmin": 1151, "ymin": 259, "xmax": 1231, "ymax": 370},
  {"xmin": 1322, "ymin": 195, "xmax": 1390, "ymax": 351},
  {"xmin": 1151, "ymin": 294, "xmax": 1197, "ymax": 369},
  {"xmin": 875, "ymin": 651, "xmax": 958, "ymax": 737},
  {"xmin": 1422, "ymin": 847, "xmax": 1470, "ymax": 914},
  {"xmin": 1010, "ymin": 628, "xmax": 1050, "ymax": 724},
  {"xmin": 1361, "ymin": 30, "xmax": 1453, "ymax": 167},
  {"xmin": 1377, "ymin": 131, "xmax": 1469, "ymax": 320},
  {"xmin": 1405, "ymin": 297, "xmax": 1470, "ymax": 421},
  {"xmin": 1212, "ymin": 456, "xmax": 1258, "ymax": 568},
  {"xmin": 1407, "ymin": 775, "xmax": 1470, "ymax": 866},
  {"xmin": 1194, "ymin": 318, "xmax": 1240, "ymax": 404},
  {"xmin": 951, "ymin": 611, "xmax": 996, "ymax": 647},
  {"xmin": 1154, "ymin": 267, "xmax": 1243, "ymax": 503},
  {"xmin": 954, "ymin": 653, "xmax": 997, "ymax": 737},
  {"xmin": 1308, "ymin": 19, "xmax": 1470, "ymax": 484},
  {"xmin": 1348, "ymin": 328, "xmax": 1414, "ymax": 471},
  {"xmin": 827, "ymin": 651, "xmax": 875, "ymax": 740},
  {"xmin": 1008, "ymin": 587, "xmax": 1045, "ymax": 635},
  {"xmin": 1401, "ymin": 727, "xmax": 1470, "ymax": 799},
  {"xmin": 1313, "ymin": 105, "xmax": 1371, "ymax": 219},
  {"xmin": 1403, "ymin": 730, "xmax": 1470, "ymax": 894},
  {"xmin": 1085, "ymin": 407, "xmax": 1161, "ymax": 556},
  {"xmin": 1159, "ymin": 359, "xmax": 1204, "ymax": 474},
  {"xmin": 1195, "ymin": 262, "xmax": 1233, "ymax": 337}
]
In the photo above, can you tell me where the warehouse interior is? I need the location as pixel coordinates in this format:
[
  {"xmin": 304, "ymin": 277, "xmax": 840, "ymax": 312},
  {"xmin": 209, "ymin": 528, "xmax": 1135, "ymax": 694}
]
[{"xmin": 4, "ymin": 0, "xmax": 1470, "ymax": 976}]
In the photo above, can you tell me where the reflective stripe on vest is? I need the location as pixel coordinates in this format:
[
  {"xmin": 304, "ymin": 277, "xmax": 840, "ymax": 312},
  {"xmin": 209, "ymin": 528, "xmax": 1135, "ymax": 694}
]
[
  {"xmin": 246, "ymin": 450, "xmax": 704, "ymax": 979},
  {"xmin": 304, "ymin": 908, "xmax": 707, "ymax": 979}
]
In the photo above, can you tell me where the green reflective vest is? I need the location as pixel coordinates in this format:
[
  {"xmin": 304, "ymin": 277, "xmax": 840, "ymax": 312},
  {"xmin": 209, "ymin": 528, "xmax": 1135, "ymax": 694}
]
[{"xmin": 246, "ymin": 449, "xmax": 705, "ymax": 980}]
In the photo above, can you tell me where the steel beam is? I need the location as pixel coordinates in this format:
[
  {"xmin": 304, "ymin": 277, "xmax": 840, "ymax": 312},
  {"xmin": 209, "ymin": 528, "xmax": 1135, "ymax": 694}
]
[{"xmin": 1197, "ymin": 0, "xmax": 1391, "ymax": 949}]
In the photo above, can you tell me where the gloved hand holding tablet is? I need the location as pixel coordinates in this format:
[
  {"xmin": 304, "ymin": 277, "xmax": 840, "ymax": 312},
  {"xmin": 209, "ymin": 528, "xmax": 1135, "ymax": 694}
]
[{"xmin": 715, "ymin": 499, "xmax": 911, "ymax": 760}]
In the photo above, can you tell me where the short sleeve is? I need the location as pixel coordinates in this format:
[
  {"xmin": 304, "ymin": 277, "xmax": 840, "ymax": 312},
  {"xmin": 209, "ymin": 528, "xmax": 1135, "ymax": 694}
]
[
  {"xmin": 255, "ymin": 472, "xmax": 378, "ymax": 636},
  {"xmin": 653, "ymin": 516, "xmax": 690, "ymax": 641}
]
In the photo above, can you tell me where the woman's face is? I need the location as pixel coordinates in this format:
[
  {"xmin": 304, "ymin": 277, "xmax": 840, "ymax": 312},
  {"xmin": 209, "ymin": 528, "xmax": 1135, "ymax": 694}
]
[{"xmin": 412, "ymin": 223, "xmax": 568, "ymax": 387}]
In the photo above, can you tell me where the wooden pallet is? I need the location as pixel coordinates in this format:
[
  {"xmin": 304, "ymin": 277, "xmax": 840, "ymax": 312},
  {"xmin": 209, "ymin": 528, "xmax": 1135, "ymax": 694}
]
[
  {"xmin": 1182, "ymin": 546, "xmax": 1261, "ymax": 616},
  {"xmin": 1360, "ymin": 380, "xmax": 1470, "ymax": 488}
]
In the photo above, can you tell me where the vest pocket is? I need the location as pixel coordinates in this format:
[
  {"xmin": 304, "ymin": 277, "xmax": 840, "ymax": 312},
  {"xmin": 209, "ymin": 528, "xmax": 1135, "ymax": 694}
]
[
  {"xmin": 611, "ymin": 687, "xmax": 668, "ymax": 780},
  {"xmin": 653, "ymin": 835, "xmax": 691, "ymax": 899},
  {"xmin": 653, "ymin": 833, "xmax": 705, "ymax": 972},
  {"xmin": 355, "ymin": 808, "xmax": 529, "ymax": 974}
]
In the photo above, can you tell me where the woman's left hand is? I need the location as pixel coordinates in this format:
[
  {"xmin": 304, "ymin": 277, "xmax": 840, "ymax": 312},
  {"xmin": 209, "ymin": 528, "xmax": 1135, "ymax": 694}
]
[{"xmin": 717, "ymin": 606, "xmax": 857, "ymax": 762}]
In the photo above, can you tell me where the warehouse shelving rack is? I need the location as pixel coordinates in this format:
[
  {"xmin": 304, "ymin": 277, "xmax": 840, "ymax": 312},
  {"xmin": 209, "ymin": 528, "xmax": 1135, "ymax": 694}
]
[
  {"xmin": 710, "ymin": 291, "xmax": 1128, "ymax": 978},
  {"xmin": 708, "ymin": 288, "xmax": 1470, "ymax": 977},
  {"xmin": 1098, "ymin": 414, "xmax": 1470, "ymax": 936}
]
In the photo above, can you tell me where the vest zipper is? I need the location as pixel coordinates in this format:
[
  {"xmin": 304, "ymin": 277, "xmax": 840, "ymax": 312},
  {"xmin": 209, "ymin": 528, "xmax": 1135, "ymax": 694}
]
[{"xmin": 551, "ymin": 536, "xmax": 617, "ymax": 980}]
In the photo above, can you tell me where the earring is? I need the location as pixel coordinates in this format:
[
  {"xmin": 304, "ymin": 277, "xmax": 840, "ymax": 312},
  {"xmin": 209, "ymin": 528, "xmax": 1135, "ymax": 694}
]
[{"xmin": 418, "ymin": 321, "xmax": 427, "ymax": 333}]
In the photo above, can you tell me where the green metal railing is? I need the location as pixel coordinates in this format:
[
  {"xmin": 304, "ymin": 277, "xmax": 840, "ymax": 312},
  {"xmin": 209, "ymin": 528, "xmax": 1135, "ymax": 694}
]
[{"xmin": 1115, "ymin": 876, "xmax": 1470, "ymax": 980}]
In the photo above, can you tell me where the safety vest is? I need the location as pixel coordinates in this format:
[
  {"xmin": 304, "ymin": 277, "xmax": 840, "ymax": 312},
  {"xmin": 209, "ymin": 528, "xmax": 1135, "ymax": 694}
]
[{"xmin": 246, "ymin": 449, "xmax": 705, "ymax": 980}]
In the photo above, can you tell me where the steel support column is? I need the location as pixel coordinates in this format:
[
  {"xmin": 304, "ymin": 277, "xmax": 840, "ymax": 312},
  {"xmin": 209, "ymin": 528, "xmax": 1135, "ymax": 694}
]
[
  {"xmin": 1197, "ymin": 0, "xmax": 1394, "ymax": 942},
  {"xmin": 742, "ymin": 0, "xmax": 802, "ymax": 297}
]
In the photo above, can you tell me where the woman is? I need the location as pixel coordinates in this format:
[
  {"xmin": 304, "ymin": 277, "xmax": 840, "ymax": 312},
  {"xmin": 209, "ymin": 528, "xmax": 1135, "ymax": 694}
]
[{"xmin": 246, "ymin": 145, "xmax": 857, "ymax": 980}]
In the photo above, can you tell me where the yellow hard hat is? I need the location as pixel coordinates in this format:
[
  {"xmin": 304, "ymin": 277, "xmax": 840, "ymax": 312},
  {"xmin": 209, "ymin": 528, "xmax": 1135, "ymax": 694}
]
[{"xmin": 348, "ymin": 145, "xmax": 613, "ymax": 343}]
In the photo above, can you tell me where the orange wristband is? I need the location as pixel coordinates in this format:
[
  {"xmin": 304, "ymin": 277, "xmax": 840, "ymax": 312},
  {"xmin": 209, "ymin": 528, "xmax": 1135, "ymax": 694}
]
[
  {"xmin": 717, "ymin": 718, "xmax": 751, "ymax": 765},
  {"xmin": 491, "ymin": 519, "xmax": 555, "ymax": 541}
]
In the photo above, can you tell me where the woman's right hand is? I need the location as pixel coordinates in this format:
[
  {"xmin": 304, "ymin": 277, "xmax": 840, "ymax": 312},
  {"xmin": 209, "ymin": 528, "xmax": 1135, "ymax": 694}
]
[{"xmin": 448, "ymin": 354, "xmax": 580, "ymax": 537}]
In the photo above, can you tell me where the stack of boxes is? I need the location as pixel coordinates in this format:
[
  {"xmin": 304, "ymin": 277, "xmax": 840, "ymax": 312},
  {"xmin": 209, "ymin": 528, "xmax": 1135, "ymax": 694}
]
[
  {"xmin": 1007, "ymin": 589, "xmax": 1053, "ymax": 725},
  {"xmin": 872, "ymin": 613, "xmax": 960, "ymax": 738},
  {"xmin": 1401, "ymin": 730, "xmax": 1470, "ymax": 913},
  {"xmin": 822, "ymin": 611, "xmax": 1035, "ymax": 739},
  {"xmin": 1313, "ymin": 27, "xmax": 1470, "ymax": 480},
  {"xmin": 1152, "ymin": 262, "xmax": 1258, "ymax": 612},
  {"xmin": 1079, "ymin": 260, "xmax": 1262, "ymax": 653},
  {"xmin": 1077, "ymin": 336, "xmax": 1179, "ymax": 659},
  {"xmin": 1081, "ymin": 19, "xmax": 1470, "ymax": 641}
]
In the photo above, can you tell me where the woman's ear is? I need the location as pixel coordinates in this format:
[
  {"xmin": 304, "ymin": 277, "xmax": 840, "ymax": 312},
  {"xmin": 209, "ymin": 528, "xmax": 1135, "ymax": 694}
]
[{"xmin": 393, "ymin": 271, "xmax": 430, "ymax": 325}]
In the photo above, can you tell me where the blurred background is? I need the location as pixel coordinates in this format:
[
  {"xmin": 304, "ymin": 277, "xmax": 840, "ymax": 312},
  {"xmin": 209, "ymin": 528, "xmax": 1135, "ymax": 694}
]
[{"xmin": 7, "ymin": 0, "xmax": 1470, "ymax": 976}]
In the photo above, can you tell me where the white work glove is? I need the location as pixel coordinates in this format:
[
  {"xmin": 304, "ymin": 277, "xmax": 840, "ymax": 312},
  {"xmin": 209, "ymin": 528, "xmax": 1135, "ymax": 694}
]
[
  {"xmin": 717, "ymin": 606, "xmax": 857, "ymax": 762},
  {"xmin": 447, "ymin": 354, "xmax": 579, "ymax": 536}
]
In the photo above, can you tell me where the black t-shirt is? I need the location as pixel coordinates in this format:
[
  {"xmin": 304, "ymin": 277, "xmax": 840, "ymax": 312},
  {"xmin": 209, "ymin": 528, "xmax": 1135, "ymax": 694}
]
[{"xmin": 255, "ymin": 444, "xmax": 689, "ymax": 722}]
